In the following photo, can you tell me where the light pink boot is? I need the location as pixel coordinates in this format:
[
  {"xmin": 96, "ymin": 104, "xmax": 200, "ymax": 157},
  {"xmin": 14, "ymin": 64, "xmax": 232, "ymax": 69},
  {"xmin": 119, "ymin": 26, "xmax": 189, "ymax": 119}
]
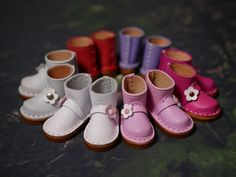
[
  {"xmin": 145, "ymin": 69, "xmax": 193, "ymax": 136},
  {"xmin": 120, "ymin": 74, "xmax": 155, "ymax": 147}
]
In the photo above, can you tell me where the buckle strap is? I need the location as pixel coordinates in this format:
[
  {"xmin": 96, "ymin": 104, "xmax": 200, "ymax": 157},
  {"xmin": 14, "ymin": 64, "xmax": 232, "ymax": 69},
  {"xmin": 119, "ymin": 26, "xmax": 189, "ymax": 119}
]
[
  {"xmin": 121, "ymin": 103, "xmax": 147, "ymax": 119},
  {"xmin": 63, "ymin": 99, "xmax": 86, "ymax": 120},
  {"xmin": 155, "ymin": 96, "xmax": 176, "ymax": 116},
  {"xmin": 89, "ymin": 105, "xmax": 119, "ymax": 124}
]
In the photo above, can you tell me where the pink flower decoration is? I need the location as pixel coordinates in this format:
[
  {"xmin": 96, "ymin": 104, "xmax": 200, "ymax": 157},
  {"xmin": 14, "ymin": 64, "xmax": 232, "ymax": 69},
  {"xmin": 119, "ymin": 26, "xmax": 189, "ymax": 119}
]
[
  {"xmin": 121, "ymin": 104, "xmax": 133, "ymax": 119},
  {"xmin": 105, "ymin": 105, "xmax": 117, "ymax": 119}
]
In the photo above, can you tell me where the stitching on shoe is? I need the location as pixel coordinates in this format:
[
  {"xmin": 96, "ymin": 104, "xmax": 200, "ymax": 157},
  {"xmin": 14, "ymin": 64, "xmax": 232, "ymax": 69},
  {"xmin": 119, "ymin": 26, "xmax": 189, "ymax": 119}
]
[
  {"xmin": 184, "ymin": 107, "xmax": 221, "ymax": 116},
  {"xmin": 121, "ymin": 124, "xmax": 154, "ymax": 142},
  {"xmin": 84, "ymin": 126, "xmax": 119, "ymax": 145},
  {"xmin": 20, "ymin": 107, "xmax": 55, "ymax": 120},
  {"xmin": 152, "ymin": 111, "xmax": 192, "ymax": 132}
]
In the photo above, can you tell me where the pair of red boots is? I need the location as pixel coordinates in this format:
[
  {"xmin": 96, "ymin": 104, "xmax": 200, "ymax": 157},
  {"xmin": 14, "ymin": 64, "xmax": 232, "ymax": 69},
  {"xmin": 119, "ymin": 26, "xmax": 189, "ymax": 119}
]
[
  {"xmin": 159, "ymin": 48, "xmax": 221, "ymax": 120},
  {"xmin": 66, "ymin": 30, "xmax": 117, "ymax": 78}
]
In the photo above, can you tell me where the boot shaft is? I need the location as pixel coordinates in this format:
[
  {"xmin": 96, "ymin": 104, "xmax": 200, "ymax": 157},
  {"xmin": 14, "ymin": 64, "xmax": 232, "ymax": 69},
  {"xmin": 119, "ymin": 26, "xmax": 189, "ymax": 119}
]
[
  {"xmin": 47, "ymin": 64, "xmax": 75, "ymax": 97},
  {"xmin": 159, "ymin": 48, "xmax": 192, "ymax": 71},
  {"xmin": 90, "ymin": 76, "xmax": 118, "ymax": 107},
  {"xmin": 45, "ymin": 49, "xmax": 78, "ymax": 72},
  {"xmin": 66, "ymin": 36, "xmax": 99, "ymax": 78},
  {"xmin": 140, "ymin": 36, "xmax": 171, "ymax": 75},
  {"xmin": 122, "ymin": 73, "xmax": 147, "ymax": 105},
  {"xmin": 64, "ymin": 73, "xmax": 92, "ymax": 115},
  {"xmin": 119, "ymin": 27, "xmax": 144, "ymax": 69},
  {"xmin": 145, "ymin": 70, "xmax": 175, "ymax": 113}
]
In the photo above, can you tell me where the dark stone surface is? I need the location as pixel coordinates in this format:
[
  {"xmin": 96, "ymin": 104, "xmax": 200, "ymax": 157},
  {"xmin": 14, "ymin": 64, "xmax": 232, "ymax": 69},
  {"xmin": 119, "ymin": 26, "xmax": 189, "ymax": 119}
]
[{"xmin": 0, "ymin": 0, "xmax": 236, "ymax": 176}]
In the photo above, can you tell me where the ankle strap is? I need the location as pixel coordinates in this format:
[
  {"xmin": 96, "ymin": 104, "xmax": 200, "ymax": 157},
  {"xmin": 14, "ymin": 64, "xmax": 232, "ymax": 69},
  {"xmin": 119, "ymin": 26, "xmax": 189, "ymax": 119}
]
[
  {"xmin": 121, "ymin": 103, "xmax": 147, "ymax": 119},
  {"xmin": 155, "ymin": 96, "xmax": 176, "ymax": 116},
  {"xmin": 63, "ymin": 99, "xmax": 86, "ymax": 120},
  {"xmin": 90, "ymin": 105, "xmax": 119, "ymax": 124}
]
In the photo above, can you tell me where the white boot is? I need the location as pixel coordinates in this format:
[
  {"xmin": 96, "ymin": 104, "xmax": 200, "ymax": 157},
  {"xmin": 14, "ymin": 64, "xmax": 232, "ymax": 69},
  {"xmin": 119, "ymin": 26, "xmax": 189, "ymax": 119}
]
[
  {"xmin": 18, "ymin": 49, "xmax": 77, "ymax": 99},
  {"xmin": 43, "ymin": 73, "xmax": 92, "ymax": 141},
  {"xmin": 20, "ymin": 64, "xmax": 75, "ymax": 124},
  {"xmin": 84, "ymin": 76, "xmax": 119, "ymax": 150}
]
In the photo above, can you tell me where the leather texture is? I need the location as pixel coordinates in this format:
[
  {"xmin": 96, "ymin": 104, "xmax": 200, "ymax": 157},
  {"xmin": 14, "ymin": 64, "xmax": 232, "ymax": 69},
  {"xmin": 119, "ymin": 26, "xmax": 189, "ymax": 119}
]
[
  {"xmin": 84, "ymin": 76, "xmax": 119, "ymax": 147},
  {"xmin": 145, "ymin": 69, "xmax": 193, "ymax": 134},
  {"xmin": 91, "ymin": 30, "xmax": 117, "ymax": 75},
  {"xmin": 43, "ymin": 73, "xmax": 92, "ymax": 138},
  {"xmin": 159, "ymin": 48, "xmax": 218, "ymax": 96},
  {"xmin": 119, "ymin": 27, "xmax": 144, "ymax": 69},
  {"xmin": 165, "ymin": 62, "xmax": 221, "ymax": 119},
  {"xmin": 66, "ymin": 36, "xmax": 99, "ymax": 78},
  {"xmin": 120, "ymin": 73, "xmax": 155, "ymax": 145},
  {"xmin": 20, "ymin": 64, "xmax": 75, "ymax": 122},
  {"xmin": 140, "ymin": 35, "xmax": 171, "ymax": 75},
  {"xmin": 18, "ymin": 49, "xmax": 77, "ymax": 98}
]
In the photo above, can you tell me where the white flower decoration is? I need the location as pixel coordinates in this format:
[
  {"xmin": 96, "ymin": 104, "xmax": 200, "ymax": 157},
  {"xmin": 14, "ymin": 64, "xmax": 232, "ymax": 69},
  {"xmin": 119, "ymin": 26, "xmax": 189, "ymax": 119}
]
[
  {"xmin": 173, "ymin": 95, "xmax": 182, "ymax": 107},
  {"xmin": 105, "ymin": 105, "xmax": 117, "ymax": 119},
  {"xmin": 184, "ymin": 86, "xmax": 199, "ymax": 101},
  {"xmin": 121, "ymin": 104, "xmax": 133, "ymax": 119},
  {"xmin": 43, "ymin": 88, "xmax": 59, "ymax": 104}
]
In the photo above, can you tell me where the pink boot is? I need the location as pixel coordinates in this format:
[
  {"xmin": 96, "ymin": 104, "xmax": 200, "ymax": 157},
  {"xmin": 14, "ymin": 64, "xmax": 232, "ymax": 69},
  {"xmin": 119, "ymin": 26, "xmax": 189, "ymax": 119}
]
[
  {"xmin": 165, "ymin": 62, "xmax": 221, "ymax": 120},
  {"xmin": 120, "ymin": 74, "xmax": 155, "ymax": 147},
  {"xmin": 159, "ymin": 48, "xmax": 218, "ymax": 97},
  {"xmin": 145, "ymin": 69, "xmax": 193, "ymax": 136}
]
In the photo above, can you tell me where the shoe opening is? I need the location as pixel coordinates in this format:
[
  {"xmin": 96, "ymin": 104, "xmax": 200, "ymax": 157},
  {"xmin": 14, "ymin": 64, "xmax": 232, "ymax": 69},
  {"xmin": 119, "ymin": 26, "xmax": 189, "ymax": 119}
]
[
  {"xmin": 148, "ymin": 36, "xmax": 171, "ymax": 47},
  {"xmin": 124, "ymin": 75, "xmax": 146, "ymax": 94},
  {"xmin": 170, "ymin": 63, "xmax": 196, "ymax": 78},
  {"xmin": 93, "ymin": 30, "xmax": 114, "ymax": 40},
  {"xmin": 121, "ymin": 27, "xmax": 144, "ymax": 37},
  {"xmin": 47, "ymin": 50, "xmax": 73, "ymax": 61},
  {"xmin": 48, "ymin": 65, "xmax": 73, "ymax": 79},
  {"xmin": 165, "ymin": 49, "xmax": 191, "ymax": 62},
  {"xmin": 148, "ymin": 70, "xmax": 173, "ymax": 89}
]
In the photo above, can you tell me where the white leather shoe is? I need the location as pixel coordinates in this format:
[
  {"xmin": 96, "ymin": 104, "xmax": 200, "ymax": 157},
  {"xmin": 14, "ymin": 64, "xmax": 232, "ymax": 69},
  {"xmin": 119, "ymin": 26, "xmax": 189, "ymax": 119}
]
[
  {"xmin": 43, "ymin": 73, "xmax": 92, "ymax": 141},
  {"xmin": 18, "ymin": 49, "xmax": 77, "ymax": 99},
  {"xmin": 84, "ymin": 76, "xmax": 119, "ymax": 151},
  {"xmin": 20, "ymin": 64, "xmax": 75, "ymax": 124}
]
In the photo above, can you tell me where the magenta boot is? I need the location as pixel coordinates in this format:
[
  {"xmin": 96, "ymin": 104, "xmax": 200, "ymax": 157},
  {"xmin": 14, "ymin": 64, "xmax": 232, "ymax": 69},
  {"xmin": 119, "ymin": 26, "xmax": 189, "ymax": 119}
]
[
  {"xmin": 120, "ymin": 74, "xmax": 155, "ymax": 147},
  {"xmin": 159, "ymin": 48, "xmax": 218, "ymax": 97},
  {"xmin": 165, "ymin": 62, "xmax": 221, "ymax": 120},
  {"xmin": 145, "ymin": 70, "xmax": 193, "ymax": 136}
]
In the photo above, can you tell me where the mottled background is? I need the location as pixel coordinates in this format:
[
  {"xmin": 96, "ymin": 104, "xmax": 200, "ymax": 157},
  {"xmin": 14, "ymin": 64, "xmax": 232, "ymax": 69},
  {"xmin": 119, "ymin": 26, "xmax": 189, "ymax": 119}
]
[{"xmin": 0, "ymin": 0, "xmax": 236, "ymax": 176}]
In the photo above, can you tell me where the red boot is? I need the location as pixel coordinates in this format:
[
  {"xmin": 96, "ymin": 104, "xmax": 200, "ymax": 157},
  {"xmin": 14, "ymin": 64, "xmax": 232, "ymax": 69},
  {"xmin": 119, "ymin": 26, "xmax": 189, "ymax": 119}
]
[
  {"xmin": 66, "ymin": 36, "xmax": 99, "ymax": 78},
  {"xmin": 91, "ymin": 30, "xmax": 117, "ymax": 77}
]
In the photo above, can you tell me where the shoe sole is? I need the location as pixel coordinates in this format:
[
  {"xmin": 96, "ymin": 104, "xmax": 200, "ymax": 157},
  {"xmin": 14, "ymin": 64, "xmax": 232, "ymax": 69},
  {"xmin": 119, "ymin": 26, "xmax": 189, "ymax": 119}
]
[
  {"xmin": 150, "ymin": 113, "xmax": 194, "ymax": 138},
  {"xmin": 43, "ymin": 119, "xmax": 89, "ymax": 143},
  {"xmin": 186, "ymin": 110, "xmax": 221, "ymax": 122},
  {"xmin": 20, "ymin": 111, "xmax": 48, "ymax": 125},
  {"xmin": 121, "ymin": 134, "xmax": 155, "ymax": 149},
  {"xmin": 84, "ymin": 136, "xmax": 119, "ymax": 152}
]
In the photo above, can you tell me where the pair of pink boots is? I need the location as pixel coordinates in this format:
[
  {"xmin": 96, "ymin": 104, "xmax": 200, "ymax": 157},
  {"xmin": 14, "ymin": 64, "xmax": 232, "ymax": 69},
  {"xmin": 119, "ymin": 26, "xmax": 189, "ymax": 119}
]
[
  {"xmin": 159, "ymin": 48, "xmax": 221, "ymax": 120},
  {"xmin": 120, "ymin": 71, "xmax": 194, "ymax": 147}
]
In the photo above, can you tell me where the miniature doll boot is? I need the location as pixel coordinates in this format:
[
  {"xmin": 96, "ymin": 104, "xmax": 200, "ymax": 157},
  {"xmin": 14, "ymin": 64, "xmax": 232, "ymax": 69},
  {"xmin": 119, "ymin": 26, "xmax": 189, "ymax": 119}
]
[
  {"xmin": 66, "ymin": 36, "xmax": 99, "ymax": 78},
  {"xmin": 84, "ymin": 76, "xmax": 119, "ymax": 151},
  {"xmin": 20, "ymin": 64, "xmax": 75, "ymax": 124},
  {"xmin": 18, "ymin": 49, "xmax": 77, "ymax": 99},
  {"xmin": 145, "ymin": 69, "xmax": 193, "ymax": 136},
  {"xmin": 159, "ymin": 48, "xmax": 218, "ymax": 97},
  {"xmin": 120, "ymin": 74, "xmax": 155, "ymax": 147},
  {"xmin": 165, "ymin": 62, "xmax": 221, "ymax": 120},
  {"xmin": 119, "ymin": 27, "xmax": 144, "ymax": 75},
  {"xmin": 43, "ymin": 73, "xmax": 92, "ymax": 141},
  {"xmin": 140, "ymin": 35, "xmax": 171, "ymax": 75},
  {"xmin": 91, "ymin": 30, "xmax": 117, "ymax": 77}
]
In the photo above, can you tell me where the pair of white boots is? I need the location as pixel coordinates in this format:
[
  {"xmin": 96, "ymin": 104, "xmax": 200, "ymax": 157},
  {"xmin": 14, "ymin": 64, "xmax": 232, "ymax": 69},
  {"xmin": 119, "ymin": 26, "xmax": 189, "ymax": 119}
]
[{"xmin": 19, "ymin": 50, "xmax": 119, "ymax": 150}]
